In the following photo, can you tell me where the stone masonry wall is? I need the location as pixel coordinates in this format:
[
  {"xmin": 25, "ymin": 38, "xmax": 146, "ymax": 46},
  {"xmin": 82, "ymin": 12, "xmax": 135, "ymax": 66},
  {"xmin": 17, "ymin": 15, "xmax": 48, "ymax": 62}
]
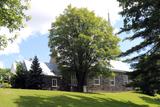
[
  {"xmin": 87, "ymin": 72, "xmax": 131, "ymax": 92},
  {"xmin": 42, "ymin": 76, "xmax": 60, "ymax": 90}
]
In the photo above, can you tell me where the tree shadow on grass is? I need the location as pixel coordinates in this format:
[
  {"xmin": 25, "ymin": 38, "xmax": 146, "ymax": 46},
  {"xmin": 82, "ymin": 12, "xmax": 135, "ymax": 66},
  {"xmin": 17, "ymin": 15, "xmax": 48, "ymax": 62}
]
[
  {"xmin": 14, "ymin": 94, "xmax": 149, "ymax": 107},
  {"xmin": 140, "ymin": 96, "xmax": 160, "ymax": 105}
]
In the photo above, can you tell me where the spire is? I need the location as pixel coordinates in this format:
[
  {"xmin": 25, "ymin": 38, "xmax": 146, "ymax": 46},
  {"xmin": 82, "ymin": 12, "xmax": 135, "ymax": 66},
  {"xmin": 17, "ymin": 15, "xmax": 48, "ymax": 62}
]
[{"xmin": 107, "ymin": 11, "xmax": 111, "ymax": 25}]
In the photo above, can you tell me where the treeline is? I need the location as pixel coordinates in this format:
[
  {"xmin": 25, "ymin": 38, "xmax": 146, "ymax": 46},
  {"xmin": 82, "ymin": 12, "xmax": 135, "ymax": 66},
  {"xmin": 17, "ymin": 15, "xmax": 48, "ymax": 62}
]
[{"xmin": 11, "ymin": 56, "xmax": 44, "ymax": 89}]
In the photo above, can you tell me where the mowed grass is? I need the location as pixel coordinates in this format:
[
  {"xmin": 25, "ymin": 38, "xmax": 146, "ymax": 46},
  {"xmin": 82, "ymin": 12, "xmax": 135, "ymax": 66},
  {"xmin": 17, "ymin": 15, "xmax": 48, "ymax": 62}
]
[{"xmin": 0, "ymin": 88, "xmax": 160, "ymax": 107}]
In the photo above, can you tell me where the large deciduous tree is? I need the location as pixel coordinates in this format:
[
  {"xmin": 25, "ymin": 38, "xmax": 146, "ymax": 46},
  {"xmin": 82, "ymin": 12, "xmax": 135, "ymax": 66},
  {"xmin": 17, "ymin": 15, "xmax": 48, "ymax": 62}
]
[
  {"xmin": 49, "ymin": 6, "xmax": 120, "ymax": 92},
  {"xmin": 0, "ymin": 0, "xmax": 30, "ymax": 49}
]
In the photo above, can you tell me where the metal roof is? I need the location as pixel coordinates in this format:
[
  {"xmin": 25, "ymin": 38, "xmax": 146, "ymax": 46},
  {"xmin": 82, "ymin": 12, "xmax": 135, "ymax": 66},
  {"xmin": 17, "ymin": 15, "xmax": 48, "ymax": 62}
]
[
  {"xmin": 11, "ymin": 59, "xmax": 131, "ymax": 76},
  {"xmin": 110, "ymin": 60, "xmax": 132, "ymax": 72},
  {"xmin": 23, "ymin": 60, "xmax": 56, "ymax": 76}
]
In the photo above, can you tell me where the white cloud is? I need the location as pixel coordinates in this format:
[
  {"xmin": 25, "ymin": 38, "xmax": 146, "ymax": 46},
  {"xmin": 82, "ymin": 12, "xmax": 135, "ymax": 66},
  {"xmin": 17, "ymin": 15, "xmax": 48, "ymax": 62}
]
[
  {"xmin": 0, "ymin": 0, "xmax": 121, "ymax": 55},
  {"xmin": 0, "ymin": 27, "xmax": 32, "ymax": 55},
  {"xmin": 0, "ymin": 61, "xmax": 4, "ymax": 68}
]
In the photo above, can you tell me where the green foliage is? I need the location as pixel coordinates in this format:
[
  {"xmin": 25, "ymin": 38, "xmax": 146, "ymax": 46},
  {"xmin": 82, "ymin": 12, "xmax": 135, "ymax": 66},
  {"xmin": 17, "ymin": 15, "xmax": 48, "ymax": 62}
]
[
  {"xmin": 0, "ymin": 68, "xmax": 11, "ymax": 83},
  {"xmin": 0, "ymin": 35, "xmax": 7, "ymax": 49},
  {"xmin": 11, "ymin": 56, "xmax": 44, "ymax": 90},
  {"xmin": 118, "ymin": 0, "xmax": 160, "ymax": 96},
  {"xmin": 49, "ymin": 5, "xmax": 120, "ymax": 91},
  {"xmin": 0, "ymin": 0, "xmax": 30, "ymax": 49},
  {"xmin": 11, "ymin": 62, "xmax": 28, "ymax": 88},
  {"xmin": 117, "ymin": 0, "xmax": 160, "ymax": 61},
  {"xmin": 0, "ymin": 83, "xmax": 11, "ymax": 88},
  {"xmin": 129, "ymin": 52, "xmax": 160, "ymax": 96},
  {"xmin": 26, "ymin": 56, "xmax": 43, "ymax": 89}
]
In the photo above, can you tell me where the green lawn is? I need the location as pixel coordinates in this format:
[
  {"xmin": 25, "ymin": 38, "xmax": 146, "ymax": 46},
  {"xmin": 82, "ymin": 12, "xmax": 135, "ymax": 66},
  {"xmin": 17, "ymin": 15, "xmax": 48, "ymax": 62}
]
[{"xmin": 0, "ymin": 88, "xmax": 160, "ymax": 107}]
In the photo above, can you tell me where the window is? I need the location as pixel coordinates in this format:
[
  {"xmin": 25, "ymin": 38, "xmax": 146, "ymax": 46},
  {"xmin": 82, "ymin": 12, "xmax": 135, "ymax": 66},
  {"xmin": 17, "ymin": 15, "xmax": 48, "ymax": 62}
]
[
  {"xmin": 52, "ymin": 79, "xmax": 57, "ymax": 87},
  {"xmin": 123, "ymin": 75, "xmax": 128, "ymax": 85},
  {"xmin": 94, "ymin": 76, "xmax": 100, "ymax": 85},
  {"xmin": 71, "ymin": 74, "xmax": 77, "ymax": 86},
  {"xmin": 110, "ymin": 76, "xmax": 115, "ymax": 86}
]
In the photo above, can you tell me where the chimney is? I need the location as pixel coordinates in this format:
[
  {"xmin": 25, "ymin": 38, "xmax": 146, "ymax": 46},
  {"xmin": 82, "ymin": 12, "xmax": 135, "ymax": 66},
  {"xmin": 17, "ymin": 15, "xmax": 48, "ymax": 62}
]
[{"xmin": 50, "ymin": 57, "xmax": 56, "ymax": 64}]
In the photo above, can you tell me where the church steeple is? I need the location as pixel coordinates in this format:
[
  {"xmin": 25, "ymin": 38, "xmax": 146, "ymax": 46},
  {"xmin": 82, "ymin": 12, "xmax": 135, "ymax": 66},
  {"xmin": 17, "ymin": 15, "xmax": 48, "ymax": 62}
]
[{"xmin": 107, "ymin": 11, "xmax": 111, "ymax": 25}]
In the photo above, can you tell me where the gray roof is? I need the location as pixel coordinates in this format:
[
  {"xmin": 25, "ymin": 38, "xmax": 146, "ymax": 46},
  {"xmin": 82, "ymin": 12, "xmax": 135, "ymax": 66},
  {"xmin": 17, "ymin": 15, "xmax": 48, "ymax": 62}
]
[
  {"xmin": 24, "ymin": 60, "xmax": 60, "ymax": 76},
  {"xmin": 45, "ymin": 62, "xmax": 60, "ymax": 75},
  {"xmin": 11, "ymin": 59, "xmax": 131, "ymax": 76},
  {"xmin": 110, "ymin": 60, "xmax": 132, "ymax": 72}
]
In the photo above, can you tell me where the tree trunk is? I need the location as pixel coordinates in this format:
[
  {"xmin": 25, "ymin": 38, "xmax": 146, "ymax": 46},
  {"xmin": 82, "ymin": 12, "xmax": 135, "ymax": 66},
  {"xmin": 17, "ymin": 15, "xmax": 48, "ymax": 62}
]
[
  {"xmin": 76, "ymin": 71, "xmax": 87, "ymax": 92},
  {"xmin": 77, "ymin": 80, "xmax": 83, "ymax": 92}
]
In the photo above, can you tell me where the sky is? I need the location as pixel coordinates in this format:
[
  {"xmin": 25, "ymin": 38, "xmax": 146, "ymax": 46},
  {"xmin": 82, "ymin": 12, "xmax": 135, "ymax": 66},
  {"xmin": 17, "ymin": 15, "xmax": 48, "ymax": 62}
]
[{"xmin": 0, "ymin": 0, "xmax": 138, "ymax": 68}]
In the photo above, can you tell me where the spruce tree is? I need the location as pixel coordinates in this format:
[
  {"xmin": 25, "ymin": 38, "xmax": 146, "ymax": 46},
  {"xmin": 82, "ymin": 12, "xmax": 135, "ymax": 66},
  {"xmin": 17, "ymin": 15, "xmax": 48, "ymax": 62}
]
[
  {"xmin": 117, "ymin": 0, "xmax": 160, "ymax": 60},
  {"xmin": 26, "ymin": 56, "xmax": 43, "ymax": 89},
  {"xmin": 129, "ymin": 52, "xmax": 160, "ymax": 96},
  {"xmin": 117, "ymin": 0, "xmax": 160, "ymax": 96}
]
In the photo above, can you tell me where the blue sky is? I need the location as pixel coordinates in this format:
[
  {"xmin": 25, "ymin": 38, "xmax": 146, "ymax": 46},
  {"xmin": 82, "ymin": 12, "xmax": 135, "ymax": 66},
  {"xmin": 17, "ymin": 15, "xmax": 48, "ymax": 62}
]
[
  {"xmin": 0, "ymin": 34, "xmax": 50, "ymax": 68},
  {"xmin": 0, "ymin": 0, "xmax": 140, "ymax": 68},
  {"xmin": 1, "ymin": 20, "xmax": 137, "ymax": 68}
]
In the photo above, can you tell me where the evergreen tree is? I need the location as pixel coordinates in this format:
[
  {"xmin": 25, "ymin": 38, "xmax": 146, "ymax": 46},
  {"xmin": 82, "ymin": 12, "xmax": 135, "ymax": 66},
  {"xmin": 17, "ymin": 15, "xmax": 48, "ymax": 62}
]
[
  {"xmin": 117, "ymin": 0, "xmax": 160, "ymax": 96},
  {"xmin": 26, "ymin": 56, "xmax": 43, "ymax": 89},
  {"xmin": 11, "ymin": 62, "xmax": 27, "ymax": 88},
  {"xmin": 117, "ymin": 0, "xmax": 160, "ymax": 60},
  {"xmin": 129, "ymin": 52, "xmax": 160, "ymax": 96}
]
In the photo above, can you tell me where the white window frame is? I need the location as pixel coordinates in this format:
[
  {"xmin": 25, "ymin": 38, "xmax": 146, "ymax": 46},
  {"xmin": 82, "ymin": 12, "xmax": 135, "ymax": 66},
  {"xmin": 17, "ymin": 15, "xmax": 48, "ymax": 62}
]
[
  {"xmin": 110, "ymin": 76, "xmax": 115, "ymax": 86},
  {"xmin": 71, "ymin": 74, "xmax": 77, "ymax": 86},
  {"xmin": 123, "ymin": 75, "xmax": 128, "ymax": 85},
  {"xmin": 52, "ymin": 78, "xmax": 57, "ymax": 87},
  {"xmin": 94, "ymin": 76, "xmax": 100, "ymax": 85}
]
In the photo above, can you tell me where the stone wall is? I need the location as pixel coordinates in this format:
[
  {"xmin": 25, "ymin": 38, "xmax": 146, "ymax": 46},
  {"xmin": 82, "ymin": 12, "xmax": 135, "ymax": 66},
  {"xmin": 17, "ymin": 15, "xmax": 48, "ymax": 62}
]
[
  {"xmin": 87, "ymin": 72, "xmax": 131, "ymax": 92},
  {"xmin": 42, "ymin": 76, "xmax": 60, "ymax": 90}
]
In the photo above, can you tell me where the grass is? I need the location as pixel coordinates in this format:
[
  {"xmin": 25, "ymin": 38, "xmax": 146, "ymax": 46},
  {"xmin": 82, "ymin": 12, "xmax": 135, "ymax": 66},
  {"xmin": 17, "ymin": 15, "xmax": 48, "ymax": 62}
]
[{"xmin": 0, "ymin": 88, "xmax": 160, "ymax": 107}]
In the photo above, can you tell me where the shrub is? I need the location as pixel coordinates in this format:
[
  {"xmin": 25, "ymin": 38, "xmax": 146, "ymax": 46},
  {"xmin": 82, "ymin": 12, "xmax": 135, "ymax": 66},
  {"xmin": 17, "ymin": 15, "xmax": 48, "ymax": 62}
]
[{"xmin": 1, "ymin": 83, "xmax": 11, "ymax": 88}]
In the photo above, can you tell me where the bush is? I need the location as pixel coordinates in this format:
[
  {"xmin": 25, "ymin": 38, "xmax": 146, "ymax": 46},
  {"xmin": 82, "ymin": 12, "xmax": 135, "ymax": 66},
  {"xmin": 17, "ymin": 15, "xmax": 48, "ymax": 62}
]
[
  {"xmin": 0, "ymin": 83, "xmax": 11, "ymax": 88},
  {"xmin": 10, "ymin": 63, "xmax": 28, "ymax": 89}
]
